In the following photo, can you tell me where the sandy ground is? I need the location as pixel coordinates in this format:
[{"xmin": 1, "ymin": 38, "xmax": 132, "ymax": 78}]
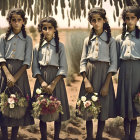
[{"xmin": 1, "ymin": 72, "xmax": 139, "ymax": 140}]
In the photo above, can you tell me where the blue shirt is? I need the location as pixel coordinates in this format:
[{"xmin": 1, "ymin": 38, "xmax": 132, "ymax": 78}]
[
  {"xmin": 0, "ymin": 32, "xmax": 33, "ymax": 68},
  {"xmin": 116, "ymin": 30, "xmax": 140, "ymax": 61},
  {"xmin": 32, "ymin": 38, "xmax": 68, "ymax": 77},
  {"xmin": 80, "ymin": 31, "xmax": 117, "ymax": 74}
]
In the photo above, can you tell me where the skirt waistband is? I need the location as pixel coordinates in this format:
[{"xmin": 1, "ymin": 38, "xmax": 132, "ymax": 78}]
[{"xmin": 40, "ymin": 65, "xmax": 58, "ymax": 70}]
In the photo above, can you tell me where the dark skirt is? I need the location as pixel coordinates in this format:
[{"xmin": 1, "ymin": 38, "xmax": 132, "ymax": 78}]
[
  {"xmin": 78, "ymin": 61, "xmax": 116, "ymax": 121},
  {"xmin": 116, "ymin": 60, "xmax": 140, "ymax": 119},
  {"xmin": 0, "ymin": 59, "xmax": 34, "ymax": 126},
  {"xmin": 33, "ymin": 65, "xmax": 70, "ymax": 121}
]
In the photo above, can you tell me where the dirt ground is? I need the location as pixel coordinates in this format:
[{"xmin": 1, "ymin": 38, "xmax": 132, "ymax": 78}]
[{"xmin": 1, "ymin": 72, "xmax": 139, "ymax": 140}]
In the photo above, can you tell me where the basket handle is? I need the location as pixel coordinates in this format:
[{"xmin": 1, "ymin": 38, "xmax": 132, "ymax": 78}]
[{"xmin": 5, "ymin": 84, "xmax": 24, "ymax": 97}]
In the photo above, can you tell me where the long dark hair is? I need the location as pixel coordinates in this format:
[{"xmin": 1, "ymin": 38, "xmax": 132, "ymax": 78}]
[
  {"xmin": 121, "ymin": 6, "xmax": 140, "ymax": 40},
  {"xmin": 38, "ymin": 17, "xmax": 59, "ymax": 53},
  {"xmin": 5, "ymin": 8, "xmax": 27, "ymax": 41},
  {"xmin": 88, "ymin": 7, "xmax": 111, "ymax": 45}
]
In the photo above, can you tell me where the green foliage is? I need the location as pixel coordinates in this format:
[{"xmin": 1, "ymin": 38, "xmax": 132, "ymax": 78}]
[{"xmin": 0, "ymin": 0, "xmax": 139, "ymax": 26}]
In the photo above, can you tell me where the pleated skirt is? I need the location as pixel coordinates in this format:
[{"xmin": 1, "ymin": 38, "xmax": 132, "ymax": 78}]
[
  {"xmin": 0, "ymin": 59, "xmax": 34, "ymax": 126},
  {"xmin": 78, "ymin": 61, "xmax": 116, "ymax": 121},
  {"xmin": 116, "ymin": 60, "xmax": 140, "ymax": 119},
  {"xmin": 33, "ymin": 65, "xmax": 70, "ymax": 121}
]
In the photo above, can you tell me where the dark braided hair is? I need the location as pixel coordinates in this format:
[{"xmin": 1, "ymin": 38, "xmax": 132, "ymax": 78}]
[
  {"xmin": 5, "ymin": 8, "xmax": 27, "ymax": 41},
  {"xmin": 38, "ymin": 17, "xmax": 59, "ymax": 53},
  {"xmin": 121, "ymin": 6, "xmax": 140, "ymax": 40},
  {"xmin": 88, "ymin": 7, "xmax": 111, "ymax": 44}
]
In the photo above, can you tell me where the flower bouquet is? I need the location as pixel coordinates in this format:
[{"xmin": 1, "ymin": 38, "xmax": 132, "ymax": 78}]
[
  {"xmin": 133, "ymin": 92, "xmax": 140, "ymax": 113},
  {"xmin": 76, "ymin": 93, "xmax": 101, "ymax": 120},
  {"xmin": 0, "ymin": 86, "xmax": 28, "ymax": 119},
  {"xmin": 32, "ymin": 88, "xmax": 63, "ymax": 122}
]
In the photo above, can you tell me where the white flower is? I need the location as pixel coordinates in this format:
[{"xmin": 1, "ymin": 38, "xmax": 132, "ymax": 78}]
[
  {"xmin": 10, "ymin": 94, "xmax": 16, "ymax": 98},
  {"xmin": 9, "ymin": 103, "xmax": 15, "ymax": 108},
  {"xmin": 94, "ymin": 92, "xmax": 98, "ymax": 96},
  {"xmin": 84, "ymin": 100, "xmax": 91, "ymax": 108},
  {"xmin": 81, "ymin": 96, "xmax": 87, "ymax": 102},
  {"xmin": 77, "ymin": 100, "xmax": 81, "ymax": 106},
  {"xmin": 8, "ymin": 98, "xmax": 15, "ymax": 104},
  {"xmin": 36, "ymin": 88, "xmax": 42, "ymax": 94},
  {"xmin": 91, "ymin": 95, "xmax": 98, "ymax": 102},
  {"xmin": 40, "ymin": 95, "xmax": 44, "ymax": 98}
]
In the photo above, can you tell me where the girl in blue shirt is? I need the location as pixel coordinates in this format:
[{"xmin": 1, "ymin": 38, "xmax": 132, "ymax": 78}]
[
  {"xmin": 0, "ymin": 8, "xmax": 34, "ymax": 140},
  {"xmin": 78, "ymin": 7, "xmax": 117, "ymax": 140},
  {"xmin": 116, "ymin": 6, "xmax": 140, "ymax": 140},
  {"xmin": 32, "ymin": 17, "xmax": 70, "ymax": 140}
]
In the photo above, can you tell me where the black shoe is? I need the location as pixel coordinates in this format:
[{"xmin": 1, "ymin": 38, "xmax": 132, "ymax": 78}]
[{"xmin": 122, "ymin": 135, "xmax": 129, "ymax": 140}]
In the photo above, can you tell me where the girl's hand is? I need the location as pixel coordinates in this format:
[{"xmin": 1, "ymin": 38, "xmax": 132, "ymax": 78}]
[
  {"xmin": 84, "ymin": 77, "xmax": 94, "ymax": 93},
  {"xmin": 46, "ymin": 83, "xmax": 56, "ymax": 94},
  {"xmin": 100, "ymin": 84, "xmax": 109, "ymax": 97},
  {"xmin": 41, "ymin": 81, "xmax": 48, "ymax": 93},
  {"xmin": 6, "ymin": 74, "xmax": 16, "ymax": 87}
]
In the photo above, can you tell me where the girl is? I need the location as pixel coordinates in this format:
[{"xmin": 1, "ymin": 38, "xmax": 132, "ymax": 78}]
[
  {"xmin": 116, "ymin": 6, "xmax": 140, "ymax": 140},
  {"xmin": 78, "ymin": 7, "xmax": 117, "ymax": 140},
  {"xmin": 0, "ymin": 8, "xmax": 34, "ymax": 139},
  {"xmin": 32, "ymin": 17, "xmax": 70, "ymax": 140}
]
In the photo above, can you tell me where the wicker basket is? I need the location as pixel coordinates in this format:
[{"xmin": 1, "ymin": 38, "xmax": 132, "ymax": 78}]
[
  {"xmin": 40, "ymin": 111, "xmax": 59, "ymax": 122},
  {"xmin": 1, "ymin": 85, "xmax": 28, "ymax": 119},
  {"xmin": 2, "ymin": 106, "xmax": 27, "ymax": 119},
  {"xmin": 81, "ymin": 110, "xmax": 93, "ymax": 121},
  {"xmin": 134, "ymin": 102, "xmax": 140, "ymax": 113}
]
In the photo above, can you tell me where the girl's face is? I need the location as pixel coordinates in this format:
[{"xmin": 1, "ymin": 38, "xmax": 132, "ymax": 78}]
[
  {"xmin": 91, "ymin": 14, "xmax": 105, "ymax": 33},
  {"xmin": 42, "ymin": 22, "xmax": 56, "ymax": 42},
  {"xmin": 125, "ymin": 12, "xmax": 138, "ymax": 32},
  {"xmin": 11, "ymin": 14, "xmax": 24, "ymax": 34}
]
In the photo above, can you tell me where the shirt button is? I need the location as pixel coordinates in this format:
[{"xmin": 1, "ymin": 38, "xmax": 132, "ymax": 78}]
[
  {"xmin": 46, "ymin": 61, "xmax": 48, "ymax": 64},
  {"xmin": 14, "ymin": 43, "xmax": 16, "ymax": 45},
  {"xmin": 95, "ymin": 48, "xmax": 99, "ymax": 51},
  {"xmin": 11, "ymin": 54, "xmax": 15, "ymax": 58},
  {"xmin": 13, "ymin": 49, "xmax": 16, "ymax": 51}
]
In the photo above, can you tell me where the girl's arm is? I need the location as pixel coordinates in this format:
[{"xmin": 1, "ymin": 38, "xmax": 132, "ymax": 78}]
[
  {"xmin": 100, "ymin": 72, "xmax": 112, "ymax": 96},
  {"xmin": 1, "ymin": 62, "xmax": 16, "ymax": 87},
  {"xmin": 14, "ymin": 64, "xmax": 28, "ymax": 82},
  {"xmin": 46, "ymin": 75, "xmax": 62, "ymax": 94},
  {"xmin": 36, "ymin": 74, "xmax": 48, "ymax": 92},
  {"xmin": 82, "ymin": 72, "xmax": 93, "ymax": 93}
]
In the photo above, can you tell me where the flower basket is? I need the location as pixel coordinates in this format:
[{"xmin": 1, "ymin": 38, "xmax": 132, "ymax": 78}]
[
  {"xmin": 32, "ymin": 88, "xmax": 63, "ymax": 122},
  {"xmin": 40, "ymin": 111, "xmax": 59, "ymax": 122},
  {"xmin": 134, "ymin": 92, "xmax": 140, "ymax": 113},
  {"xmin": 76, "ymin": 92, "xmax": 101, "ymax": 120},
  {"xmin": 134, "ymin": 102, "xmax": 140, "ymax": 113},
  {"xmin": 0, "ymin": 85, "xmax": 28, "ymax": 119},
  {"xmin": 2, "ymin": 106, "xmax": 27, "ymax": 119},
  {"xmin": 81, "ymin": 110, "xmax": 94, "ymax": 121}
]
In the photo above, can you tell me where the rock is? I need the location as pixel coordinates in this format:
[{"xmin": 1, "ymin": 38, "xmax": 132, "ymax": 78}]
[{"xmin": 66, "ymin": 124, "xmax": 82, "ymax": 135}]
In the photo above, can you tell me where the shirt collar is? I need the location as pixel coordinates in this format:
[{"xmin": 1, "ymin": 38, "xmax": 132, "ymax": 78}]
[
  {"xmin": 125, "ymin": 30, "xmax": 135, "ymax": 37},
  {"xmin": 7, "ymin": 31, "xmax": 26, "ymax": 41},
  {"xmin": 90, "ymin": 31, "xmax": 108, "ymax": 42},
  {"xmin": 41, "ymin": 38, "xmax": 56, "ymax": 47}
]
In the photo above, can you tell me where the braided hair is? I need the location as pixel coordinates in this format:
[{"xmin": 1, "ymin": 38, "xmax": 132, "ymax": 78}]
[
  {"xmin": 121, "ymin": 6, "xmax": 140, "ymax": 40},
  {"xmin": 88, "ymin": 7, "xmax": 111, "ymax": 45},
  {"xmin": 5, "ymin": 8, "xmax": 27, "ymax": 41},
  {"xmin": 38, "ymin": 17, "xmax": 59, "ymax": 53}
]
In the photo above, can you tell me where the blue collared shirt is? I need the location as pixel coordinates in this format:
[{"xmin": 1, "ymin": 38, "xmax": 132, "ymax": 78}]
[
  {"xmin": 32, "ymin": 38, "xmax": 68, "ymax": 78},
  {"xmin": 0, "ymin": 32, "xmax": 33, "ymax": 68},
  {"xmin": 80, "ymin": 31, "xmax": 117, "ymax": 74},
  {"xmin": 116, "ymin": 30, "xmax": 140, "ymax": 64}
]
